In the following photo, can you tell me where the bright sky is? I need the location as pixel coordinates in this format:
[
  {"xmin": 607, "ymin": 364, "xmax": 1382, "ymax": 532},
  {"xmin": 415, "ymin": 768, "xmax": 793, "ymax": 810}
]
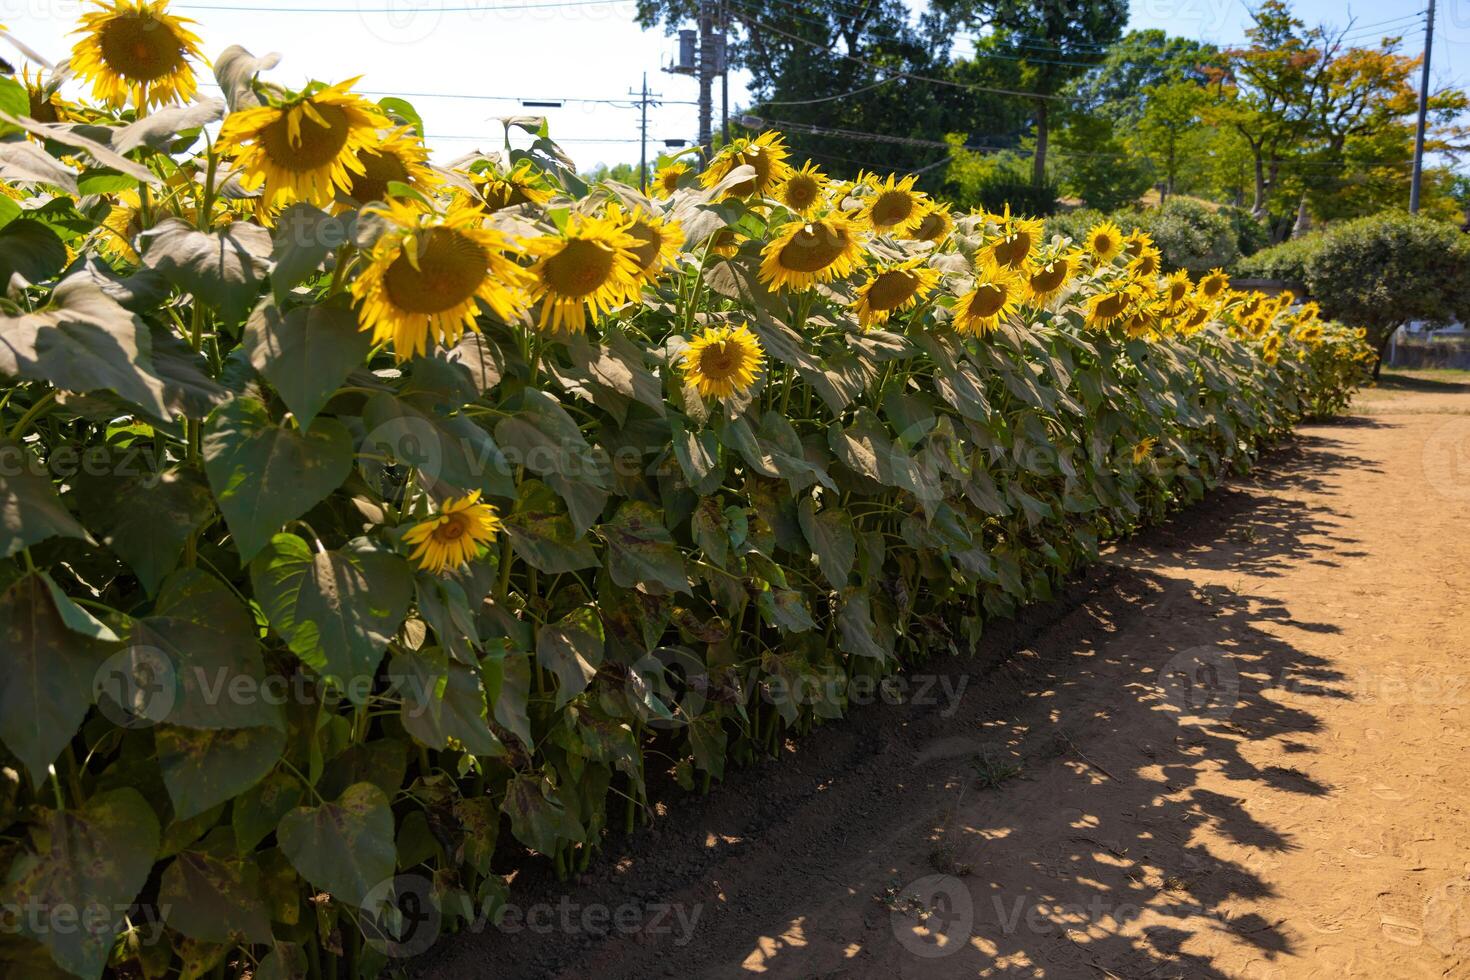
[{"xmin": 4, "ymin": 0, "xmax": 1465, "ymax": 172}]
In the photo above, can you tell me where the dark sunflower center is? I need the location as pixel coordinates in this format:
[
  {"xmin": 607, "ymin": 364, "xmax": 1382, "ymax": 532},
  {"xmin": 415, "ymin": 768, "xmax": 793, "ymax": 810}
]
[
  {"xmin": 867, "ymin": 270, "xmax": 921, "ymax": 311},
  {"xmin": 435, "ymin": 515, "xmax": 469, "ymax": 541},
  {"xmin": 870, "ymin": 190, "xmax": 915, "ymax": 228},
  {"xmin": 661, "ymin": 171, "xmax": 682, "ymax": 194},
  {"xmin": 968, "ymin": 282, "xmax": 1010, "ymax": 319},
  {"xmin": 1094, "ymin": 292, "xmax": 1128, "ymax": 319},
  {"xmin": 1029, "ymin": 262, "xmax": 1068, "ymax": 294},
  {"xmin": 915, "ymin": 212, "xmax": 947, "ymax": 242},
  {"xmin": 698, "ymin": 341, "xmax": 740, "ymax": 380},
  {"xmin": 628, "ymin": 221, "xmax": 663, "ymax": 270},
  {"xmin": 383, "ymin": 228, "xmax": 488, "ymax": 315},
  {"xmin": 992, "ymin": 233, "xmax": 1031, "ymax": 268},
  {"xmin": 728, "ymin": 147, "xmax": 773, "ymax": 196},
  {"xmin": 543, "ymin": 238, "xmax": 617, "ymax": 297},
  {"xmin": 1168, "ymin": 281, "xmax": 1188, "ymax": 304},
  {"xmin": 1135, "ymin": 255, "xmax": 1159, "ymax": 276},
  {"xmin": 783, "ymin": 176, "xmax": 819, "ymax": 211},
  {"xmin": 98, "ymin": 12, "xmax": 186, "ymax": 82},
  {"xmin": 777, "ymin": 223, "xmax": 851, "ymax": 273},
  {"xmin": 260, "ymin": 101, "xmax": 352, "ymax": 172},
  {"xmin": 348, "ymin": 148, "xmax": 409, "ymax": 203},
  {"xmin": 1093, "ymin": 233, "xmax": 1115, "ymax": 254},
  {"xmin": 1202, "ymin": 279, "xmax": 1224, "ymax": 297}
]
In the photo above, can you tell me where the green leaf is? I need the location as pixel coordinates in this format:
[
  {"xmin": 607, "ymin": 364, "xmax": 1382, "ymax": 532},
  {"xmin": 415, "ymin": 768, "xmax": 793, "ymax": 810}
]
[
  {"xmin": 535, "ymin": 609, "xmax": 604, "ymax": 709},
  {"xmin": 269, "ymin": 204, "xmax": 350, "ymax": 300},
  {"xmin": 492, "ymin": 388, "xmax": 609, "ymax": 492},
  {"xmin": 251, "ymin": 535, "xmax": 412, "ymax": 703},
  {"xmin": 231, "ymin": 770, "xmax": 303, "ymax": 853},
  {"xmin": 71, "ymin": 463, "xmax": 212, "ymax": 596},
  {"xmin": 797, "ymin": 498, "xmax": 855, "ymax": 588},
  {"xmin": 160, "ymin": 849, "xmax": 273, "ymax": 944},
  {"xmin": 599, "ymin": 501, "xmax": 689, "ymax": 594},
  {"xmin": 363, "ymin": 391, "xmax": 515, "ymax": 499},
  {"xmin": 277, "ymin": 782, "xmax": 396, "ymax": 907},
  {"xmin": 689, "ymin": 712, "xmax": 728, "ymax": 778},
  {"xmin": 202, "ymin": 397, "xmax": 353, "ymax": 563},
  {"xmin": 2, "ymin": 788, "xmax": 159, "ymax": 980},
  {"xmin": 0, "ymin": 573, "xmax": 112, "ymax": 786},
  {"xmin": 243, "ymin": 299, "xmax": 371, "ymax": 430},
  {"xmin": 0, "ymin": 438, "xmax": 91, "ymax": 559},
  {"xmin": 501, "ymin": 480, "xmax": 599, "ymax": 574},
  {"xmin": 502, "ymin": 775, "xmax": 576, "ymax": 856},
  {"xmin": 757, "ymin": 587, "xmax": 816, "ymax": 633},
  {"xmin": 828, "ymin": 410, "xmax": 941, "ymax": 506},
  {"xmin": 140, "ymin": 218, "xmax": 272, "ymax": 323},
  {"xmin": 669, "ymin": 416, "xmax": 723, "ymax": 495},
  {"xmin": 836, "ymin": 588, "xmax": 889, "ymax": 661},
  {"xmin": 76, "ymin": 170, "xmax": 139, "ymax": 196},
  {"xmin": 390, "ymin": 647, "xmax": 504, "ymax": 757},
  {"xmin": 156, "ymin": 725, "xmax": 286, "ymax": 821},
  {"xmin": 0, "ymin": 218, "xmax": 66, "ymax": 286}
]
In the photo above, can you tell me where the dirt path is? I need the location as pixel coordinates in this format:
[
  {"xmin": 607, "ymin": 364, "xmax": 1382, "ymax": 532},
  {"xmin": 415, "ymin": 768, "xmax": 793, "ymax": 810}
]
[{"xmin": 414, "ymin": 376, "xmax": 1470, "ymax": 979}]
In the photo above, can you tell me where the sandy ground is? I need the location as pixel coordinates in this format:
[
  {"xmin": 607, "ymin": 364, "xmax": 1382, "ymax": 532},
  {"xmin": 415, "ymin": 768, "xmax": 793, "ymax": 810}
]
[{"xmin": 414, "ymin": 373, "xmax": 1470, "ymax": 979}]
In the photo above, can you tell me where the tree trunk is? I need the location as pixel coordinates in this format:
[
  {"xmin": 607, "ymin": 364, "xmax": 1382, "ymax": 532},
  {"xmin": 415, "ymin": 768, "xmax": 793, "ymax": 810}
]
[
  {"xmin": 1032, "ymin": 101, "xmax": 1049, "ymax": 190},
  {"xmin": 1251, "ymin": 152, "xmax": 1266, "ymax": 217},
  {"xmin": 1292, "ymin": 194, "xmax": 1311, "ymax": 238}
]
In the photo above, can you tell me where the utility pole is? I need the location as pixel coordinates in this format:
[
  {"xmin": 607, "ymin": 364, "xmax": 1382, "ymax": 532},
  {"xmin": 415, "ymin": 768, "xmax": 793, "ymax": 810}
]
[
  {"xmin": 1409, "ymin": 0, "xmax": 1436, "ymax": 214},
  {"xmin": 718, "ymin": 0, "xmax": 730, "ymax": 146},
  {"xmin": 697, "ymin": 0, "xmax": 715, "ymax": 159},
  {"xmin": 632, "ymin": 73, "xmax": 651, "ymax": 190}
]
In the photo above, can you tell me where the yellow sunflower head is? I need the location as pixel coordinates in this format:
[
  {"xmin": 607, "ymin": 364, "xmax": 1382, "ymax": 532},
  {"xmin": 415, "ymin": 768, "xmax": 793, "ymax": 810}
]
[
  {"xmin": 1086, "ymin": 281, "xmax": 1138, "ymax": 330},
  {"xmin": 71, "ymin": 0, "xmax": 202, "ymax": 109},
  {"xmin": 859, "ymin": 173, "xmax": 929, "ymax": 237},
  {"xmin": 607, "ymin": 202, "xmax": 683, "ymax": 284},
  {"xmin": 757, "ymin": 215, "xmax": 866, "ymax": 292},
  {"xmin": 683, "ymin": 323, "xmax": 765, "ymax": 400},
  {"xmin": 1131, "ymin": 437, "xmax": 1157, "ymax": 464},
  {"xmin": 217, "ymin": 80, "xmax": 390, "ymax": 212},
  {"xmin": 1162, "ymin": 269, "xmax": 1191, "ymax": 309},
  {"xmin": 342, "ymin": 127, "xmax": 437, "ymax": 205},
  {"xmin": 954, "ymin": 262, "xmax": 1023, "ymax": 336},
  {"xmin": 700, "ymin": 131, "xmax": 793, "ymax": 199},
  {"xmin": 775, "ymin": 160, "xmax": 829, "ymax": 217},
  {"xmin": 1197, "ymin": 268, "xmax": 1229, "ymax": 300},
  {"xmin": 913, "ymin": 203, "xmax": 955, "ymax": 245},
  {"xmin": 21, "ymin": 66, "xmax": 71, "ymax": 123},
  {"xmin": 1123, "ymin": 228, "xmax": 1154, "ymax": 258},
  {"xmin": 852, "ymin": 258, "xmax": 942, "ymax": 328},
  {"xmin": 470, "ymin": 159, "xmax": 555, "ymax": 212},
  {"xmin": 1024, "ymin": 248, "xmax": 1076, "ymax": 306},
  {"xmin": 404, "ymin": 491, "xmax": 501, "ymax": 574},
  {"xmin": 523, "ymin": 211, "xmax": 643, "ymax": 334},
  {"xmin": 1084, "ymin": 220, "xmax": 1125, "ymax": 263},
  {"xmin": 1262, "ymin": 333, "xmax": 1283, "ymax": 365},
  {"xmin": 654, "ymin": 160, "xmax": 693, "ymax": 196},
  {"xmin": 985, "ymin": 205, "xmax": 1045, "ymax": 271},
  {"xmin": 708, "ymin": 227, "xmax": 745, "ymax": 258},
  {"xmin": 350, "ymin": 198, "xmax": 531, "ymax": 360},
  {"xmin": 1127, "ymin": 246, "xmax": 1163, "ymax": 279}
]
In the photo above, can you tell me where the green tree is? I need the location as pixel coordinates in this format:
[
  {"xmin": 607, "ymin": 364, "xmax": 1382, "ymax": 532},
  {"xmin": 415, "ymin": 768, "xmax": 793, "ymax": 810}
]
[
  {"xmin": 1052, "ymin": 111, "xmax": 1150, "ymax": 210},
  {"xmin": 1132, "ymin": 80, "xmax": 1209, "ymax": 202},
  {"xmin": 1068, "ymin": 29, "xmax": 1222, "ymax": 121}
]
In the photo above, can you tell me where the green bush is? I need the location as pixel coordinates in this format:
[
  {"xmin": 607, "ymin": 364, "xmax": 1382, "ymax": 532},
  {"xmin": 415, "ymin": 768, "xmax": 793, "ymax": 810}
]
[
  {"xmin": 1234, "ymin": 234, "xmax": 1319, "ymax": 283},
  {"xmin": 1218, "ymin": 205, "xmax": 1271, "ymax": 258},
  {"xmin": 1127, "ymin": 199, "xmax": 1241, "ymax": 273}
]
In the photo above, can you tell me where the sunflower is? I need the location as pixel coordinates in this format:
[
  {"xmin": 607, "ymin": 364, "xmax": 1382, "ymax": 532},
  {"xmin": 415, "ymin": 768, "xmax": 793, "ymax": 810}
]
[
  {"xmin": 404, "ymin": 491, "xmax": 501, "ymax": 574},
  {"xmin": 758, "ymin": 215, "xmax": 865, "ymax": 292},
  {"xmin": 984, "ymin": 205, "xmax": 1045, "ymax": 271},
  {"xmin": 1131, "ymin": 437, "xmax": 1156, "ymax": 464},
  {"xmin": 851, "ymin": 258, "xmax": 942, "ymax": 328},
  {"xmin": 342, "ymin": 127, "xmax": 437, "ymax": 205},
  {"xmin": 859, "ymin": 173, "xmax": 929, "ymax": 237},
  {"xmin": 21, "ymin": 66, "xmax": 72, "ymax": 123},
  {"xmin": 775, "ymin": 160, "xmax": 829, "ymax": 217},
  {"xmin": 953, "ymin": 262, "xmax": 1023, "ymax": 336},
  {"xmin": 1261, "ymin": 333, "xmax": 1282, "ymax": 365},
  {"xmin": 912, "ymin": 204, "xmax": 954, "ymax": 245},
  {"xmin": 654, "ymin": 160, "xmax": 693, "ymax": 196},
  {"xmin": 700, "ymin": 131, "xmax": 793, "ymax": 199},
  {"xmin": 1024, "ymin": 248, "xmax": 1076, "ymax": 306},
  {"xmin": 1162, "ymin": 270, "xmax": 1191, "ymax": 310},
  {"xmin": 608, "ymin": 202, "xmax": 683, "ymax": 284},
  {"xmin": 351, "ymin": 199, "xmax": 531, "ymax": 359},
  {"xmin": 1127, "ymin": 246, "xmax": 1162, "ymax": 279},
  {"xmin": 1123, "ymin": 229, "xmax": 1154, "ymax": 258},
  {"xmin": 1175, "ymin": 300, "xmax": 1210, "ymax": 335},
  {"xmin": 470, "ymin": 159, "xmax": 555, "ymax": 212},
  {"xmin": 71, "ymin": 0, "xmax": 202, "ymax": 109},
  {"xmin": 1086, "ymin": 281, "xmax": 1137, "ymax": 330},
  {"xmin": 683, "ymin": 323, "xmax": 765, "ymax": 400},
  {"xmin": 1084, "ymin": 220, "xmax": 1125, "ymax": 263},
  {"xmin": 523, "ymin": 212, "xmax": 643, "ymax": 334},
  {"xmin": 217, "ymin": 80, "xmax": 389, "ymax": 212},
  {"xmin": 1197, "ymin": 268, "xmax": 1229, "ymax": 301}
]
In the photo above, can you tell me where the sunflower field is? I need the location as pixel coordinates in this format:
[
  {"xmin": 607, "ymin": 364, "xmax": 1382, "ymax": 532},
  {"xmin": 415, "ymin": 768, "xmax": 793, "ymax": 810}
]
[{"xmin": 0, "ymin": 3, "xmax": 1373, "ymax": 978}]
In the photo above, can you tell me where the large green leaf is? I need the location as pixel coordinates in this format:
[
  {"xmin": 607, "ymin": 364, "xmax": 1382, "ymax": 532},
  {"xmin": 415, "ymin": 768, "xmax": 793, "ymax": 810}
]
[
  {"xmin": 362, "ymin": 391, "xmax": 515, "ymax": 499},
  {"xmin": 535, "ymin": 608, "xmax": 604, "ymax": 709},
  {"xmin": 501, "ymin": 480, "xmax": 598, "ymax": 574},
  {"xmin": 502, "ymin": 774, "xmax": 579, "ymax": 856},
  {"xmin": 492, "ymin": 388, "xmax": 609, "ymax": 492},
  {"xmin": 0, "ymin": 573, "xmax": 112, "ymax": 785},
  {"xmin": 140, "ymin": 218, "xmax": 272, "ymax": 323},
  {"xmin": 251, "ymin": 534, "xmax": 412, "ymax": 703},
  {"xmin": 242, "ymin": 298, "xmax": 371, "ymax": 430},
  {"xmin": 0, "ymin": 437, "xmax": 91, "ymax": 559},
  {"xmin": 0, "ymin": 218, "xmax": 66, "ymax": 286},
  {"xmin": 277, "ymin": 782, "xmax": 396, "ymax": 907},
  {"xmin": 202, "ymin": 397, "xmax": 353, "ymax": 563},
  {"xmin": 268, "ymin": 203, "xmax": 350, "ymax": 299},
  {"xmin": 159, "ymin": 848, "xmax": 273, "ymax": 944},
  {"xmin": 797, "ymin": 498, "xmax": 855, "ymax": 588},
  {"xmin": 2, "ymin": 788, "xmax": 159, "ymax": 980},
  {"xmin": 155, "ymin": 724, "xmax": 286, "ymax": 821},
  {"xmin": 390, "ymin": 647, "xmax": 504, "ymax": 757},
  {"xmin": 599, "ymin": 501, "xmax": 689, "ymax": 594},
  {"xmin": 70, "ymin": 463, "xmax": 211, "ymax": 596}
]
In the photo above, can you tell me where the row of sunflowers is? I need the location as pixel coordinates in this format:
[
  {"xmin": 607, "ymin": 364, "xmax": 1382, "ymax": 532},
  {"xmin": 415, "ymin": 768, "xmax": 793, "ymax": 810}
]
[{"xmin": 0, "ymin": 2, "xmax": 1371, "ymax": 978}]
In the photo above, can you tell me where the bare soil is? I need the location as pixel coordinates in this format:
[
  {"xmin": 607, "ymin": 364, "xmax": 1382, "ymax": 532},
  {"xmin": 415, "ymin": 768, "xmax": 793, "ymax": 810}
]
[{"xmin": 413, "ymin": 374, "xmax": 1470, "ymax": 979}]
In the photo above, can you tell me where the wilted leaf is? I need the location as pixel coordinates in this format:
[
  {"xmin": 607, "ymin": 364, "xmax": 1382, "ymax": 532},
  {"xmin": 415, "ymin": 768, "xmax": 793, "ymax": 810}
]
[
  {"xmin": 600, "ymin": 501, "xmax": 689, "ymax": 594},
  {"xmin": 160, "ymin": 848, "xmax": 272, "ymax": 944}
]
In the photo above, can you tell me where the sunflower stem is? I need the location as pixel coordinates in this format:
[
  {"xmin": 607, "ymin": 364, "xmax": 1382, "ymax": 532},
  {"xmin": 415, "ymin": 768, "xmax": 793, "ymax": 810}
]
[{"xmin": 8, "ymin": 390, "xmax": 56, "ymax": 441}]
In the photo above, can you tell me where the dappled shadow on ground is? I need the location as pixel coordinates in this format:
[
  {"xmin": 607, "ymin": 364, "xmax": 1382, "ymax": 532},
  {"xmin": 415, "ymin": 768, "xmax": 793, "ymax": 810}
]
[
  {"xmin": 413, "ymin": 433, "xmax": 1374, "ymax": 980},
  {"xmin": 1375, "ymin": 370, "xmax": 1470, "ymax": 395}
]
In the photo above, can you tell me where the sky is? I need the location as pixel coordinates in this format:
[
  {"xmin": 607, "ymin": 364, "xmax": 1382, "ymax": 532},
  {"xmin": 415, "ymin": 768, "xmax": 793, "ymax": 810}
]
[{"xmin": 4, "ymin": 0, "xmax": 1465, "ymax": 173}]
